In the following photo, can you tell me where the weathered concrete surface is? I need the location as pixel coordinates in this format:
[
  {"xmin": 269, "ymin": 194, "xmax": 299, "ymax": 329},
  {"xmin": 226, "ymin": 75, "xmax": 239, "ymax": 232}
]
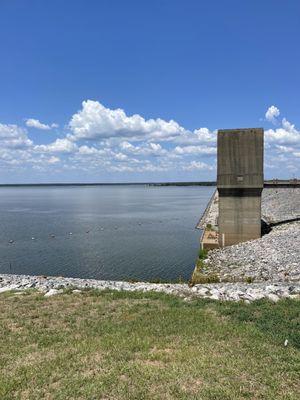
[
  {"xmin": 0, "ymin": 273, "xmax": 299, "ymax": 303},
  {"xmin": 218, "ymin": 195, "xmax": 262, "ymax": 246},
  {"xmin": 217, "ymin": 128, "xmax": 264, "ymax": 189},
  {"xmin": 201, "ymin": 229, "xmax": 219, "ymax": 250},
  {"xmin": 217, "ymin": 128, "xmax": 264, "ymax": 246}
]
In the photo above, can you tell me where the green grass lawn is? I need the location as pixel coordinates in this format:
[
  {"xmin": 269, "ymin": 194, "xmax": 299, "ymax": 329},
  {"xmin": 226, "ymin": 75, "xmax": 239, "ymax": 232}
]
[{"xmin": 0, "ymin": 289, "xmax": 299, "ymax": 400}]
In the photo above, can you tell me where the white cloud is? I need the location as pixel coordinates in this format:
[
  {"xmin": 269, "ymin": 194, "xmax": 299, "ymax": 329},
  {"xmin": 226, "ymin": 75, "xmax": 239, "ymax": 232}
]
[
  {"xmin": 34, "ymin": 138, "xmax": 77, "ymax": 153},
  {"xmin": 114, "ymin": 152, "xmax": 128, "ymax": 161},
  {"xmin": 25, "ymin": 118, "xmax": 58, "ymax": 130},
  {"xmin": 0, "ymin": 123, "xmax": 32, "ymax": 148},
  {"xmin": 48, "ymin": 156, "xmax": 60, "ymax": 164},
  {"xmin": 69, "ymin": 100, "xmax": 185, "ymax": 141},
  {"xmin": 265, "ymin": 126, "xmax": 300, "ymax": 145},
  {"xmin": 281, "ymin": 118, "xmax": 298, "ymax": 133},
  {"xmin": 1, "ymin": 101, "xmax": 300, "ymax": 179},
  {"xmin": 119, "ymin": 141, "xmax": 168, "ymax": 156},
  {"xmin": 78, "ymin": 145, "xmax": 106, "ymax": 155},
  {"xmin": 174, "ymin": 145, "xmax": 216, "ymax": 155},
  {"xmin": 183, "ymin": 161, "xmax": 215, "ymax": 171},
  {"xmin": 265, "ymin": 105, "xmax": 280, "ymax": 124},
  {"xmin": 193, "ymin": 128, "xmax": 216, "ymax": 143},
  {"xmin": 109, "ymin": 165, "xmax": 135, "ymax": 172},
  {"xmin": 265, "ymin": 112, "xmax": 300, "ymax": 146},
  {"xmin": 173, "ymin": 127, "xmax": 216, "ymax": 146},
  {"xmin": 275, "ymin": 145, "xmax": 295, "ymax": 153},
  {"xmin": 120, "ymin": 141, "xmax": 135, "ymax": 152}
]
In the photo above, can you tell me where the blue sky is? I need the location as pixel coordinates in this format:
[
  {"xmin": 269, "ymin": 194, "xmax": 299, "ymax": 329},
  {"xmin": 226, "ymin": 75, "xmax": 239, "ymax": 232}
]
[{"xmin": 0, "ymin": 0, "xmax": 299, "ymax": 183}]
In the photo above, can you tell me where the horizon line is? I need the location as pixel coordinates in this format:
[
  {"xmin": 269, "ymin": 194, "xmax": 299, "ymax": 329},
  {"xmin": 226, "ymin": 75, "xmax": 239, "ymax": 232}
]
[{"xmin": 0, "ymin": 178, "xmax": 298, "ymax": 187}]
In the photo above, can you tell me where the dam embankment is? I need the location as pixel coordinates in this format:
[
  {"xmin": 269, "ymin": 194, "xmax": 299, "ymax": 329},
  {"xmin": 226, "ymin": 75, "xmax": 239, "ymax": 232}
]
[{"xmin": 194, "ymin": 188, "xmax": 300, "ymax": 284}]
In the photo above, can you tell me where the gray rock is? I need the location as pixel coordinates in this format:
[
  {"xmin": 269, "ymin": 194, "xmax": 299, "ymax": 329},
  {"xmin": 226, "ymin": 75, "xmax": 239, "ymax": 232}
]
[
  {"xmin": 203, "ymin": 221, "xmax": 300, "ymax": 283},
  {"xmin": 0, "ymin": 286, "xmax": 15, "ymax": 293},
  {"xmin": 267, "ymin": 293, "xmax": 280, "ymax": 302},
  {"xmin": 44, "ymin": 288, "xmax": 63, "ymax": 297},
  {"xmin": 0, "ymin": 273, "xmax": 299, "ymax": 303}
]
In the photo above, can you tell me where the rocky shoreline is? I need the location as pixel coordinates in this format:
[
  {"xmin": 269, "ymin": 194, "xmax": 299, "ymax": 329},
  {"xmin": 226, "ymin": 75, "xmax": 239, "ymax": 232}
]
[{"xmin": 1, "ymin": 273, "xmax": 299, "ymax": 302}]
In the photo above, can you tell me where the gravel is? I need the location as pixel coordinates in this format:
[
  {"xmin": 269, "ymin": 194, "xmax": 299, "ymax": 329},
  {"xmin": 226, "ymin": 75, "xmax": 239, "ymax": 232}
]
[
  {"xmin": 0, "ymin": 273, "xmax": 299, "ymax": 303},
  {"xmin": 197, "ymin": 189, "xmax": 218, "ymax": 228},
  {"xmin": 196, "ymin": 187, "xmax": 300, "ymax": 284},
  {"xmin": 198, "ymin": 188, "xmax": 300, "ymax": 229},
  {"xmin": 203, "ymin": 221, "xmax": 300, "ymax": 282},
  {"xmin": 262, "ymin": 188, "xmax": 300, "ymax": 223}
]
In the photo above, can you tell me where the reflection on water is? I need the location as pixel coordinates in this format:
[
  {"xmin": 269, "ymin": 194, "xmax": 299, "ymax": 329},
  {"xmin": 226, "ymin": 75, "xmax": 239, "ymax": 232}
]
[{"xmin": 0, "ymin": 185, "xmax": 214, "ymax": 281}]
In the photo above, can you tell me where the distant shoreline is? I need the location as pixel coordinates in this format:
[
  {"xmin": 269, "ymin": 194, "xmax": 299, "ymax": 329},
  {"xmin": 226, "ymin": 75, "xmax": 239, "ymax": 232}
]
[
  {"xmin": 0, "ymin": 179, "xmax": 298, "ymax": 188},
  {"xmin": 0, "ymin": 182, "xmax": 216, "ymax": 187}
]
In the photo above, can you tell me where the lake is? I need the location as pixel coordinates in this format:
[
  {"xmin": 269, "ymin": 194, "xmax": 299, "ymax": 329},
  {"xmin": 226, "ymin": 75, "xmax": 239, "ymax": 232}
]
[{"xmin": 0, "ymin": 185, "xmax": 214, "ymax": 281}]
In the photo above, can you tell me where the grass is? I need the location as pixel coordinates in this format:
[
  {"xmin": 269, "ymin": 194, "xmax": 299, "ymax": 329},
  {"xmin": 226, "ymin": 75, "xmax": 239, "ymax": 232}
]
[
  {"xmin": 0, "ymin": 289, "xmax": 299, "ymax": 399},
  {"xmin": 198, "ymin": 248, "xmax": 208, "ymax": 260},
  {"xmin": 190, "ymin": 248, "xmax": 220, "ymax": 285}
]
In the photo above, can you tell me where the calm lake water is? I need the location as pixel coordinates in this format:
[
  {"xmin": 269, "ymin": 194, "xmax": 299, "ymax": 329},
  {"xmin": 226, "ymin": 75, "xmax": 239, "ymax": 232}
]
[{"xmin": 0, "ymin": 186, "xmax": 214, "ymax": 281}]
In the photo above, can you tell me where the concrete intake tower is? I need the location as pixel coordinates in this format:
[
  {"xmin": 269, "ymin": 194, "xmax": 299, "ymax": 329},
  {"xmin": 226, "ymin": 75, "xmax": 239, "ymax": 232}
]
[{"xmin": 217, "ymin": 128, "xmax": 264, "ymax": 247}]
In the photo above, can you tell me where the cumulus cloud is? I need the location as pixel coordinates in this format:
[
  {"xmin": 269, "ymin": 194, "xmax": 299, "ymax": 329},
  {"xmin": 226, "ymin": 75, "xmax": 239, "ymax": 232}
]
[
  {"xmin": 114, "ymin": 152, "xmax": 128, "ymax": 161},
  {"xmin": 263, "ymin": 109, "xmax": 300, "ymax": 176},
  {"xmin": 48, "ymin": 156, "xmax": 60, "ymax": 164},
  {"xmin": 69, "ymin": 100, "xmax": 185, "ymax": 141},
  {"xmin": 174, "ymin": 145, "xmax": 216, "ymax": 155},
  {"xmin": 264, "ymin": 106, "xmax": 300, "ymax": 156},
  {"xmin": 1, "ymin": 100, "xmax": 300, "ymax": 179},
  {"xmin": 25, "ymin": 118, "xmax": 58, "ymax": 130},
  {"xmin": 265, "ymin": 105, "xmax": 280, "ymax": 124},
  {"xmin": 78, "ymin": 145, "xmax": 106, "ymax": 155},
  {"xmin": 265, "ymin": 125, "xmax": 300, "ymax": 145},
  {"xmin": 34, "ymin": 138, "xmax": 78, "ymax": 153},
  {"xmin": 0, "ymin": 123, "xmax": 32, "ymax": 148},
  {"xmin": 183, "ymin": 161, "xmax": 215, "ymax": 171},
  {"xmin": 264, "ymin": 106, "xmax": 300, "ymax": 148},
  {"xmin": 119, "ymin": 141, "xmax": 168, "ymax": 156},
  {"xmin": 281, "ymin": 118, "xmax": 298, "ymax": 133},
  {"xmin": 173, "ymin": 127, "xmax": 216, "ymax": 146}
]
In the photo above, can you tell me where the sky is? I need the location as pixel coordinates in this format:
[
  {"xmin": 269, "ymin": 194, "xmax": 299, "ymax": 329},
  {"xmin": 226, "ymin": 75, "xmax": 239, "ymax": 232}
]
[{"xmin": 0, "ymin": 0, "xmax": 299, "ymax": 183}]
